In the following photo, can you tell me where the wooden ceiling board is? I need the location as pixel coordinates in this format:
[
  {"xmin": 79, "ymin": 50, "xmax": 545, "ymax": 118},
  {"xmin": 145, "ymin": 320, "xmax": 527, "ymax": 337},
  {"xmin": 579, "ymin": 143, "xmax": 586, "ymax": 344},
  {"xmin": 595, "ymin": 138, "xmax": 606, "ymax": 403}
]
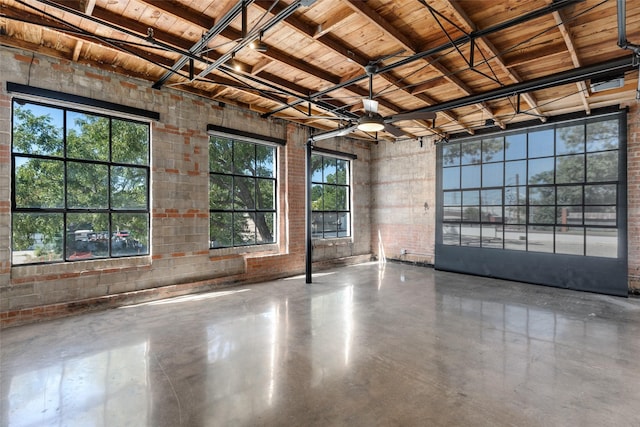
[{"xmin": 1, "ymin": 0, "xmax": 636, "ymax": 139}]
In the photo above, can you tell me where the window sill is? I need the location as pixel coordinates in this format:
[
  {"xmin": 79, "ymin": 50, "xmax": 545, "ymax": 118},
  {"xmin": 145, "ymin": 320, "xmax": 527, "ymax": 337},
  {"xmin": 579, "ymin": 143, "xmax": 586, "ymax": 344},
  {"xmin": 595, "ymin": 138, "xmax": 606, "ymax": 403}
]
[
  {"xmin": 209, "ymin": 243, "xmax": 280, "ymax": 258},
  {"xmin": 312, "ymin": 237, "xmax": 353, "ymax": 247}
]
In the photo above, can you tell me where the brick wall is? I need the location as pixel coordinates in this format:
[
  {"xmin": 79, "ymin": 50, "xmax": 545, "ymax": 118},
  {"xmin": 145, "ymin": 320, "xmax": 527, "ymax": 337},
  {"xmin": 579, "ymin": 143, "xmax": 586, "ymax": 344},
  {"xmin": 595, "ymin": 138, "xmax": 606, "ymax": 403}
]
[
  {"xmin": 626, "ymin": 103, "xmax": 640, "ymax": 292},
  {"xmin": 0, "ymin": 48, "xmax": 372, "ymax": 327}
]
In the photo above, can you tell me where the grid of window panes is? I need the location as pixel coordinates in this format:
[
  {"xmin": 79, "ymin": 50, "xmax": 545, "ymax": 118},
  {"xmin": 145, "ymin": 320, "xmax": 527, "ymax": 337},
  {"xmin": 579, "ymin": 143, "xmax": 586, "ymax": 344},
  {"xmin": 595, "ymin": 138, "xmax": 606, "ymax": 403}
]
[
  {"xmin": 441, "ymin": 116, "xmax": 620, "ymax": 258},
  {"xmin": 311, "ymin": 154, "xmax": 351, "ymax": 238},
  {"xmin": 11, "ymin": 100, "xmax": 150, "ymax": 265},
  {"xmin": 209, "ymin": 136, "xmax": 276, "ymax": 248}
]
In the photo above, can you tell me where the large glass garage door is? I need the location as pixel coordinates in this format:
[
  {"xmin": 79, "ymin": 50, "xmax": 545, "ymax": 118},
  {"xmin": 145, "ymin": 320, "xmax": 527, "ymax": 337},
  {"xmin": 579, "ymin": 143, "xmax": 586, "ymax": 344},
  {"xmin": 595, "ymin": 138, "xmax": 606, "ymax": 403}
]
[{"xmin": 435, "ymin": 110, "xmax": 627, "ymax": 296}]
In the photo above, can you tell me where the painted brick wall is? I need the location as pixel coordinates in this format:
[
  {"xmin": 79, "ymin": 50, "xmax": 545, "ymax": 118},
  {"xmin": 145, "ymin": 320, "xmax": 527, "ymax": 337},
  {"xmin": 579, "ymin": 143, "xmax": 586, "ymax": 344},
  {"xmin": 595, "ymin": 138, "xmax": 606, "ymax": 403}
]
[{"xmin": 0, "ymin": 48, "xmax": 372, "ymax": 326}]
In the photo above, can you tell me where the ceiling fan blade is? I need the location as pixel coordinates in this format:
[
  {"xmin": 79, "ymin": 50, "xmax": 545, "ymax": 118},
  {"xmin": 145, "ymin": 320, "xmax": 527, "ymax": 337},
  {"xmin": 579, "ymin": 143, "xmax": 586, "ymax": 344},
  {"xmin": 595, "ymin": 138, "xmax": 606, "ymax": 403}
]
[
  {"xmin": 383, "ymin": 122, "xmax": 406, "ymax": 137},
  {"xmin": 363, "ymin": 99, "xmax": 379, "ymax": 114},
  {"xmin": 387, "ymin": 111, "xmax": 436, "ymax": 122}
]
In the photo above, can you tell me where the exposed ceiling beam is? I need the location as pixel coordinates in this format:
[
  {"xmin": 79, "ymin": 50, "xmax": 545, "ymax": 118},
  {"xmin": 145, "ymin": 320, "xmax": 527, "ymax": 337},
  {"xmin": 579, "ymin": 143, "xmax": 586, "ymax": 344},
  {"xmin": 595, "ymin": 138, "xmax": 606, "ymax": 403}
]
[
  {"xmin": 438, "ymin": 0, "xmax": 547, "ymax": 121},
  {"xmin": 399, "ymin": 56, "xmax": 636, "ymax": 119},
  {"xmin": 136, "ymin": 0, "xmax": 409, "ymax": 121},
  {"xmin": 340, "ymin": 0, "xmax": 476, "ymax": 132},
  {"xmin": 553, "ymin": 9, "xmax": 590, "ymax": 114}
]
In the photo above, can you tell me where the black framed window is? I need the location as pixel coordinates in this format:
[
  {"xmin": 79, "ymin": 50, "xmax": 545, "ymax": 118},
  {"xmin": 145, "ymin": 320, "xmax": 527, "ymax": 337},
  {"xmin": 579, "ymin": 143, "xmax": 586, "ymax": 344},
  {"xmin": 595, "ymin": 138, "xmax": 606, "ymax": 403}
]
[
  {"xmin": 311, "ymin": 154, "xmax": 351, "ymax": 238},
  {"xmin": 440, "ymin": 115, "xmax": 621, "ymax": 258},
  {"xmin": 209, "ymin": 136, "xmax": 276, "ymax": 248},
  {"xmin": 11, "ymin": 99, "xmax": 150, "ymax": 265}
]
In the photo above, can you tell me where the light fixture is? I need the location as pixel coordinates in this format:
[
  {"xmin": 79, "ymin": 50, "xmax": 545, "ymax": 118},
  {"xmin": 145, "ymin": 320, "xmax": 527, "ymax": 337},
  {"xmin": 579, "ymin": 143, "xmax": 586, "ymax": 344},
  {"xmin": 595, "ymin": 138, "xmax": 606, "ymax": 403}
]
[
  {"xmin": 250, "ymin": 32, "xmax": 268, "ymax": 53},
  {"xmin": 357, "ymin": 114, "xmax": 385, "ymax": 132}
]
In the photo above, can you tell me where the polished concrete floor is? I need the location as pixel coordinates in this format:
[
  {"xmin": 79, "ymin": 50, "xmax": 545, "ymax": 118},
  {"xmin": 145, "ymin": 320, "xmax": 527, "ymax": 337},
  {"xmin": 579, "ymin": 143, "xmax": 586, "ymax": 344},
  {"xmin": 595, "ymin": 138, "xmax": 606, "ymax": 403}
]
[{"xmin": 2, "ymin": 262, "xmax": 640, "ymax": 426}]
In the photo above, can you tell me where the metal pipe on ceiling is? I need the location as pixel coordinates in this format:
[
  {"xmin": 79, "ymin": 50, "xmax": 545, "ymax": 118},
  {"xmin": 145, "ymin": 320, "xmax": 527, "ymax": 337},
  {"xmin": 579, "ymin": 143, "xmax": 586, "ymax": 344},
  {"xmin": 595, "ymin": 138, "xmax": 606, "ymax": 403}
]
[
  {"xmin": 195, "ymin": 0, "xmax": 315, "ymax": 80},
  {"xmin": 395, "ymin": 55, "xmax": 636, "ymax": 121},
  {"xmin": 262, "ymin": 0, "xmax": 584, "ymax": 119},
  {"xmin": 153, "ymin": 0, "xmax": 257, "ymax": 89}
]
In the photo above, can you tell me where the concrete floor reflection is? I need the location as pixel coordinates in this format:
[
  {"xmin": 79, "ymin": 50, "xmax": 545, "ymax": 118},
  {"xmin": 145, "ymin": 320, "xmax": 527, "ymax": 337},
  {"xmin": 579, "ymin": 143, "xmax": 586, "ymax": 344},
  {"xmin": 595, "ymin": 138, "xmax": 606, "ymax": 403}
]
[{"xmin": 2, "ymin": 262, "xmax": 640, "ymax": 426}]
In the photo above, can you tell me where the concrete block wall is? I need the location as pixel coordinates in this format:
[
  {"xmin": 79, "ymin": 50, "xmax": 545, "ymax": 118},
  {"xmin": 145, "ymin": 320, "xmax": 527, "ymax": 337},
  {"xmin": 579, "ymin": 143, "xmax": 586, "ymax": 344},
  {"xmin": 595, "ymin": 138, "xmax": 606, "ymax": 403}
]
[
  {"xmin": 370, "ymin": 138, "xmax": 436, "ymax": 265},
  {"xmin": 0, "ymin": 48, "xmax": 372, "ymax": 327}
]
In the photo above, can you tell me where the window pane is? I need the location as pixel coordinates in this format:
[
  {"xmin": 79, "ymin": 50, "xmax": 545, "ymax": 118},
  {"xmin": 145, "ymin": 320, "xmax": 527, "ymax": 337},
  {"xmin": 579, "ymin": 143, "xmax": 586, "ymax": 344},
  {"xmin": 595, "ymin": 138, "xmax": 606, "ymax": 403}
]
[
  {"xmin": 443, "ymin": 167, "xmax": 460, "ymax": 189},
  {"xmin": 585, "ymin": 184, "xmax": 616, "ymax": 205},
  {"xmin": 555, "ymin": 227, "xmax": 584, "ymax": 255},
  {"xmin": 256, "ymin": 145, "xmax": 275, "ymax": 178},
  {"xmin": 234, "ymin": 212, "xmax": 256, "ymax": 245},
  {"xmin": 481, "ymin": 206, "xmax": 502, "ymax": 223},
  {"xmin": 460, "ymin": 224, "xmax": 480, "ymax": 246},
  {"xmin": 461, "ymin": 141, "xmax": 481, "ymax": 164},
  {"xmin": 505, "ymin": 133, "xmax": 526, "ymax": 160},
  {"xmin": 323, "ymin": 157, "xmax": 337, "ymax": 182},
  {"xmin": 482, "ymin": 224, "xmax": 503, "ymax": 248},
  {"xmin": 210, "ymin": 175, "xmax": 233, "ymax": 210},
  {"xmin": 587, "ymin": 119, "xmax": 618, "ymax": 152},
  {"xmin": 556, "ymin": 154, "xmax": 584, "ymax": 184},
  {"xmin": 481, "ymin": 189, "xmax": 502, "ymax": 206},
  {"xmin": 587, "ymin": 152, "xmax": 618, "ymax": 182},
  {"xmin": 443, "ymin": 223, "xmax": 460, "ymax": 245},
  {"xmin": 504, "ymin": 225, "xmax": 526, "ymax": 250},
  {"xmin": 462, "ymin": 190, "xmax": 480, "ymax": 205},
  {"xmin": 311, "ymin": 183, "xmax": 323, "ymax": 210},
  {"xmin": 482, "ymin": 137, "xmax": 504, "ymax": 162},
  {"xmin": 323, "ymin": 212, "xmax": 338, "ymax": 238},
  {"xmin": 584, "ymin": 206, "xmax": 616, "ymax": 226},
  {"xmin": 558, "ymin": 206, "xmax": 583, "ymax": 225},
  {"xmin": 233, "ymin": 141, "xmax": 256, "ymax": 176},
  {"xmin": 112, "ymin": 213, "xmax": 148, "ymax": 257},
  {"xmin": 529, "ymin": 206, "xmax": 555, "ymax": 224},
  {"xmin": 505, "ymin": 186, "xmax": 526, "ymax": 206},
  {"xmin": 210, "ymin": 137, "xmax": 233, "ymax": 173},
  {"xmin": 211, "ymin": 213, "xmax": 233, "ymax": 248},
  {"xmin": 529, "ymin": 186, "xmax": 555, "ymax": 205},
  {"xmin": 111, "ymin": 166, "xmax": 147, "ymax": 210},
  {"xmin": 12, "ymin": 213, "xmax": 63, "ymax": 265},
  {"xmin": 255, "ymin": 212, "xmax": 275, "ymax": 244},
  {"xmin": 556, "ymin": 124, "xmax": 584, "ymax": 155},
  {"xmin": 443, "ymin": 191, "xmax": 461, "ymax": 206},
  {"xmin": 334, "ymin": 186, "xmax": 348, "ymax": 210},
  {"xmin": 322, "ymin": 184, "xmax": 337, "ymax": 210},
  {"xmin": 311, "ymin": 155, "xmax": 323, "ymax": 182},
  {"xmin": 66, "ymin": 112, "xmax": 109, "ymax": 161},
  {"xmin": 312, "ymin": 212, "xmax": 323, "ymax": 238},
  {"xmin": 335, "ymin": 159, "xmax": 349, "ymax": 185},
  {"xmin": 482, "ymin": 162, "xmax": 503, "ymax": 187},
  {"xmin": 586, "ymin": 228, "xmax": 617, "ymax": 258},
  {"xmin": 337, "ymin": 212, "xmax": 350, "ymax": 237},
  {"xmin": 461, "ymin": 165, "xmax": 480, "ymax": 188},
  {"xmin": 257, "ymin": 178, "xmax": 276, "ymax": 210},
  {"xmin": 442, "ymin": 144, "xmax": 460, "ymax": 166},
  {"xmin": 443, "ymin": 206, "xmax": 462, "ymax": 221},
  {"xmin": 505, "ymin": 160, "xmax": 526, "ymax": 187},
  {"xmin": 112, "ymin": 119, "xmax": 149, "ymax": 165},
  {"xmin": 14, "ymin": 157, "xmax": 64, "ymax": 209},
  {"xmin": 67, "ymin": 162, "xmax": 108, "ymax": 209},
  {"xmin": 462, "ymin": 206, "xmax": 480, "ymax": 222},
  {"xmin": 528, "ymin": 129, "xmax": 554, "ymax": 158},
  {"xmin": 234, "ymin": 177, "xmax": 255, "ymax": 210},
  {"xmin": 528, "ymin": 157, "xmax": 554, "ymax": 184},
  {"xmin": 528, "ymin": 226, "xmax": 553, "ymax": 253},
  {"xmin": 505, "ymin": 206, "xmax": 526, "ymax": 224},
  {"xmin": 557, "ymin": 186, "xmax": 582, "ymax": 205},
  {"xmin": 66, "ymin": 213, "xmax": 109, "ymax": 260},
  {"xmin": 12, "ymin": 102, "xmax": 63, "ymax": 156}
]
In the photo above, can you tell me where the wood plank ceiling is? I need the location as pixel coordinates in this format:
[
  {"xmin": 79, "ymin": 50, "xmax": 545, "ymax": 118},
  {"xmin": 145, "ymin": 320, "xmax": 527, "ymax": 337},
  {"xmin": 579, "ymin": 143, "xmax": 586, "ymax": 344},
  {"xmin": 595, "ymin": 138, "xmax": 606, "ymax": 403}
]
[{"xmin": 1, "ymin": 0, "xmax": 639, "ymax": 141}]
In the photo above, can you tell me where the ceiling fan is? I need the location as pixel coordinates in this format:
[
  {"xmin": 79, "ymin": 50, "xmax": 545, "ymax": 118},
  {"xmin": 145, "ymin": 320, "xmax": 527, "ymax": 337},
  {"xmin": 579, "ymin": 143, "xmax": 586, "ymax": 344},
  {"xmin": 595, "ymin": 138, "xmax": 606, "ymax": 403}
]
[{"xmin": 310, "ymin": 64, "xmax": 436, "ymax": 142}]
